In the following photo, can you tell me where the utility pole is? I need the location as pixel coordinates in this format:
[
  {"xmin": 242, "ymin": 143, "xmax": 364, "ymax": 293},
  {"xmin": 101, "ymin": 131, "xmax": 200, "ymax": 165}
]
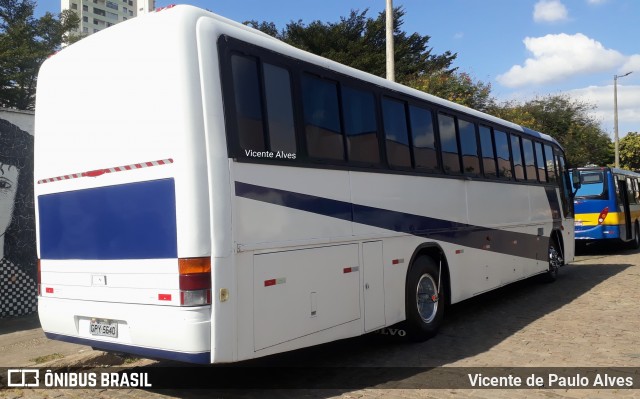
[
  {"xmin": 386, "ymin": 0, "xmax": 395, "ymax": 82},
  {"xmin": 614, "ymin": 71, "xmax": 633, "ymax": 168}
]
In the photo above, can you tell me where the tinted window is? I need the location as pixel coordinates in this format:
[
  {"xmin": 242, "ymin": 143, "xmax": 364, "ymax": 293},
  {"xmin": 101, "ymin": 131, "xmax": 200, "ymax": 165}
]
[
  {"xmin": 510, "ymin": 135, "xmax": 525, "ymax": 180},
  {"xmin": 573, "ymin": 171, "xmax": 605, "ymax": 197},
  {"xmin": 302, "ymin": 74, "xmax": 344, "ymax": 160},
  {"xmin": 557, "ymin": 153, "xmax": 573, "ymax": 217},
  {"xmin": 382, "ymin": 98, "xmax": 411, "ymax": 168},
  {"xmin": 534, "ymin": 142, "xmax": 547, "ymax": 182},
  {"xmin": 544, "ymin": 144, "xmax": 557, "ymax": 182},
  {"xmin": 459, "ymin": 119, "xmax": 479, "ymax": 176},
  {"xmin": 522, "ymin": 138, "xmax": 537, "ymax": 182},
  {"xmin": 342, "ymin": 86, "xmax": 379, "ymax": 164},
  {"xmin": 494, "ymin": 130, "xmax": 511, "ymax": 179},
  {"xmin": 231, "ymin": 54, "xmax": 265, "ymax": 151},
  {"xmin": 438, "ymin": 114, "xmax": 461, "ymax": 173},
  {"xmin": 627, "ymin": 178, "xmax": 636, "ymax": 204},
  {"xmin": 409, "ymin": 105, "xmax": 439, "ymax": 171},
  {"xmin": 479, "ymin": 125, "xmax": 496, "ymax": 177},
  {"xmin": 264, "ymin": 63, "xmax": 296, "ymax": 155}
]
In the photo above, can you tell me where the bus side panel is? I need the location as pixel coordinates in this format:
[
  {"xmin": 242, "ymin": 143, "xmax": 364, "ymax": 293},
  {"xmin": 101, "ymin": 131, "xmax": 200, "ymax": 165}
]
[
  {"xmin": 232, "ymin": 163, "xmax": 353, "ymax": 245},
  {"xmin": 252, "ymin": 244, "xmax": 360, "ymax": 351}
]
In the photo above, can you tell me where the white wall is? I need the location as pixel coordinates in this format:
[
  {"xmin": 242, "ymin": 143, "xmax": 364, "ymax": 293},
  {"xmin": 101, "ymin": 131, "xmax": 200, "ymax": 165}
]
[{"xmin": 0, "ymin": 108, "xmax": 34, "ymax": 136}]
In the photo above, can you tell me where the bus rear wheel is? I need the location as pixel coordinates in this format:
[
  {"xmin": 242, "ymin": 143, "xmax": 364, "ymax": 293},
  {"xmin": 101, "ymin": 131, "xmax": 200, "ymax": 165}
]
[
  {"xmin": 542, "ymin": 239, "xmax": 562, "ymax": 283},
  {"xmin": 403, "ymin": 255, "xmax": 444, "ymax": 341}
]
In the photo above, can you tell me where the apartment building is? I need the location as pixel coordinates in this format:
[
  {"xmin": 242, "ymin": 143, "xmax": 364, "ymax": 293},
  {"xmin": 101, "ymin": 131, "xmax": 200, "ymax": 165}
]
[{"xmin": 61, "ymin": 0, "xmax": 155, "ymax": 35}]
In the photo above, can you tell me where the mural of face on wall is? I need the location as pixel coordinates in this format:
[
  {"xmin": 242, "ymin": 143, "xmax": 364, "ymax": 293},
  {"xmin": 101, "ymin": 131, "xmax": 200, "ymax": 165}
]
[
  {"xmin": 0, "ymin": 119, "xmax": 37, "ymax": 318},
  {"xmin": 0, "ymin": 165, "xmax": 19, "ymax": 248}
]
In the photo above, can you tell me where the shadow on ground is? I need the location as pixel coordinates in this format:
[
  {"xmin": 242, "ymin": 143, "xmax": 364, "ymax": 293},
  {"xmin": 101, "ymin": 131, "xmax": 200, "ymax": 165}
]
[
  {"xmin": 575, "ymin": 240, "xmax": 638, "ymax": 256},
  {"xmin": 0, "ymin": 313, "xmax": 41, "ymax": 336}
]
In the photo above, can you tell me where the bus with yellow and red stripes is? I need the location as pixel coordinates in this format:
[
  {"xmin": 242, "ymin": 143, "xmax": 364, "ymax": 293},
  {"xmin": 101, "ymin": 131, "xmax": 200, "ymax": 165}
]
[{"xmin": 571, "ymin": 167, "xmax": 640, "ymax": 249}]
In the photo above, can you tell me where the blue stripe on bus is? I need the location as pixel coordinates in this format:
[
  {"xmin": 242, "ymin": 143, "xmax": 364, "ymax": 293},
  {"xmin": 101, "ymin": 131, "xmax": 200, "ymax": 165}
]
[
  {"xmin": 235, "ymin": 181, "xmax": 549, "ymax": 260},
  {"xmin": 575, "ymin": 224, "xmax": 620, "ymax": 240},
  {"xmin": 44, "ymin": 332, "xmax": 210, "ymax": 364},
  {"xmin": 38, "ymin": 179, "xmax": 178, "ymax": 260},
  {"xmin": 574, "ymin": 199, "xmax": 611, "ymax": 214}
]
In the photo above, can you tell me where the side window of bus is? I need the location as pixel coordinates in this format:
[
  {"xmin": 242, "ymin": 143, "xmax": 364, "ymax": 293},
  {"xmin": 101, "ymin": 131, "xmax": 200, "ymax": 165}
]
[
  {"xmin": 544, "ymin": 144, "xmax": 557, "ymax": 182},
  {"xmin": 555, "ymin": 151, "xmax": 573, "ymax": 218},
  {"xmin": 382, "ymin": 97, "xmax": 412, "ymax": 168},
  {"xmin": 479, "ymin": 125, "xmax": 497, "ymax": 178},
  {"xmin": 231, "ymin": 54, "xmax": 266, "ymax": 151},
  {"xmin": 342, "ymin": 86, "xmax": 380, "ymax": 164},
  {"xmin": 522, "ymin": 138, "xmax": 537, "ymax": 182},
  {"xmin": 494, "ymin": 130, "xmax": 512, "ymax": 179},
  {"xmin": 230, "ymin": 55, "xmax": 297, "ymax": 158},
  {"xmin": 409, "ymin": 105, "xmax": 439, "ymax": 172},
  {"xmin": 616, "ymin": 175, "xmax": 624, "ymax": 201},
  {"xmin": 438, "ymin": 113, "xmax": 461, "ymax": 174},
  {"xmin": 634, "ymin": 179, "xmax": 640, "ymax": 202},
  {"xmin": 534, "ymin": 142, "xmax": 547, "ymax": 182},
  {"xmin": 627, "ymin": 177, "xmax": 636, "ymax": 204},
  {"xmin": 301, "ymin": 73, "xmax": 345, "ymax": 161},
  {"xmin": 263, "ymin": 63, "xmax": 297, "ymax": 155},
  {"xmin": 458, "ymin": 118, "xmax": 480, "ymax": 176},
  {"xmin": 510, "ymin": 134, "xmax": 525, "ymax": 180}
]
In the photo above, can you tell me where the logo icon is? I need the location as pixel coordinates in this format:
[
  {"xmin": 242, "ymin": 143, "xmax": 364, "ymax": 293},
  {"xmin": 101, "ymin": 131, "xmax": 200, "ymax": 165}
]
[{"xmin": 8, "ymin": 369, "xmax": 40, "ymax": 387}]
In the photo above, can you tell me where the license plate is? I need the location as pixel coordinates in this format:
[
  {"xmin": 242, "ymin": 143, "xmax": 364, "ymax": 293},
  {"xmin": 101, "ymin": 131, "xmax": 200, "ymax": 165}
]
[{"xmin": 90, "ymin": 318, "xmax": 118, "ymax": 338}]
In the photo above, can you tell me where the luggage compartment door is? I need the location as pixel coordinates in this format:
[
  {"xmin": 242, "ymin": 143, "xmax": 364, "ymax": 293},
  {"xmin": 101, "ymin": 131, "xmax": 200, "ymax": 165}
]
[{"xmin": 253, "ymin": 244, "xmax": 360, "ymax": 351}]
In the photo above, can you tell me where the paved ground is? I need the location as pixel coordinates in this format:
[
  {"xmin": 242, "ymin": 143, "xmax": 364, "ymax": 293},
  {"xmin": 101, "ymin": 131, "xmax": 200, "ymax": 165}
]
[
  {"xmin": 0, "ymin": 314, "xmax": 92, "ymax": 368},
  {"xmin": 2, "ymin": 243, "xmax": 640, "ymax": 398}
]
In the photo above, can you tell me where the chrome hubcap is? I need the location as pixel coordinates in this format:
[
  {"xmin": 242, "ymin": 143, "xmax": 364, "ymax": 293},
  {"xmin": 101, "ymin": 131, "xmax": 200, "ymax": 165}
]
[
  {"xmin": 416, "ymin": 274, "xmax": 438, "ymax": 323},
  {"xmin": 549, "ymin": 245, "xmax": 563, "ymax": 274}
]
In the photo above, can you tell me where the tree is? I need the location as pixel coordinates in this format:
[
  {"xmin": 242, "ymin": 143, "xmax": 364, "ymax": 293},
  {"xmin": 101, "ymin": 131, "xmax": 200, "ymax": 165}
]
[
  {"xmin": 246, "ymin": 7, "xmax": 457, "ymax": 85},
  {"xmin": 0, "ymin": 0, "xmax": 79, "ymax": 110},
  {"xmin": 619, "ymin": 132, "xmax": 640, "ymax": 170},
  {"xmin": 408, "ymin": 71, "xmax": 495, "ymax": 112},
  {"xmin": 490, "ymin": 95, "xmax": 613, "ymax": 167}
]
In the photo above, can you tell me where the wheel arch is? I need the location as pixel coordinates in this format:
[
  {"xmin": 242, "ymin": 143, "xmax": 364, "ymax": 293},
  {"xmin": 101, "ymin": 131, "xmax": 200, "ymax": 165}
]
[{"xmin": 550, "ymin": 228, "xmax": 564, "ymax": 264}]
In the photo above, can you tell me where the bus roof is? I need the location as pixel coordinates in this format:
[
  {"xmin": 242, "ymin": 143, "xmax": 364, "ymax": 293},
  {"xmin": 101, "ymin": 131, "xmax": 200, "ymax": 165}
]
[{"xmin": 572, "ymin": 166, "xmax": 640, "ymax": 177}]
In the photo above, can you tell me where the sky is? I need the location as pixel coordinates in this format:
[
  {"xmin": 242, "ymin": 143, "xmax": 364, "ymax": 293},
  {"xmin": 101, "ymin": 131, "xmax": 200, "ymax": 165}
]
[{"xmin": 35, "ymin": 0, "xmax": 640, "ymax": 138}]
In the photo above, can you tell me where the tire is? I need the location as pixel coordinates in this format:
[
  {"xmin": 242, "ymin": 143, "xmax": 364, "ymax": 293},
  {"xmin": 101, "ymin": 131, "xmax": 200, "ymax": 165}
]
[
  {"xmin": 542, "ymin": 238, "xmax": 562, "ymax": 283},
  {"xmin": 403, "ymin": 255, "xmax": 445, "ymax": 341}
]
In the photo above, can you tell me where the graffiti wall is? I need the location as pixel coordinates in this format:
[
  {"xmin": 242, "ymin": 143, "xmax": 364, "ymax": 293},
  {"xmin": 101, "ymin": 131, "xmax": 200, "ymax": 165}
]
[{"xmin": 0, "ymin": 118, "xmax": 37, "ymax": 318}]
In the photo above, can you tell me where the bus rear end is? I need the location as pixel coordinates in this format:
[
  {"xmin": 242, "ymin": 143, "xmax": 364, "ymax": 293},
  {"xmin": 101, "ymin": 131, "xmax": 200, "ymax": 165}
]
[
  {"xmin": 34, "ymin": 7, "xmax": 217, "ymax": 363},
  {"xmin": 572, "ymin": 168, "xmax": 620, "ymax": 241}
]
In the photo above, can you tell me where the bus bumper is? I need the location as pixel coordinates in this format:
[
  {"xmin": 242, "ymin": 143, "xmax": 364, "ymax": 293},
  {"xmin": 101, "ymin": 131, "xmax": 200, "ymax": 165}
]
[
  {"xmin": 38, "ymin": 296, "xmax": 211, "ymax": 364},
  {"xmin": 575, "ymin": 224, "xmax": 620, "ymax": 240}
]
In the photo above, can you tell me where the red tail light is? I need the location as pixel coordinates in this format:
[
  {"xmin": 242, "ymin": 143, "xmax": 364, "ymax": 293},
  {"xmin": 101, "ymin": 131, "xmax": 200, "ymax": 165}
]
[
  {"xmin": 598, "ymin": 207, "xmax": 609, "ymax": 225},
  {"xmin": 178, "ymin": 257, "xmax": 211, "ymax": 306}
]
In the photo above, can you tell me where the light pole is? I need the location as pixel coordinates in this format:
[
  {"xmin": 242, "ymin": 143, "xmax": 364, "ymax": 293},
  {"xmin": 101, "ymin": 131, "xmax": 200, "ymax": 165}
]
[
  {"xmin": 614, "ymin": 71, "xmax": 633, "ymax": 168},
  {"xmin": 386, "ymin": 0, "xmax": 395, "ymax": 82}
]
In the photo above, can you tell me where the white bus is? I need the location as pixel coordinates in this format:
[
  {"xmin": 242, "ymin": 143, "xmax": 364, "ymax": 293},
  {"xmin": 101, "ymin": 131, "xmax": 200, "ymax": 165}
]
[{"xmin": 35, "ymin": 5, "xmax": 575, "ymax": 364}]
